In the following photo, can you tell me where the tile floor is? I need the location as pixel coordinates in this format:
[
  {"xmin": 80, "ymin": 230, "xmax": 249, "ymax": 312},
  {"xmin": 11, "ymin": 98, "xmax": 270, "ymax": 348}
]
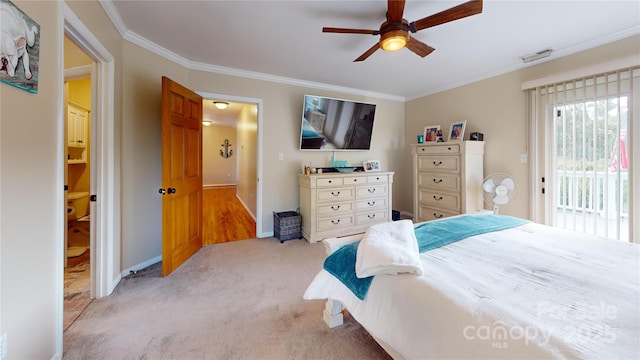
[{"xmin": 64, "ymin": 220, "xmax": 91, "ymax": 331}]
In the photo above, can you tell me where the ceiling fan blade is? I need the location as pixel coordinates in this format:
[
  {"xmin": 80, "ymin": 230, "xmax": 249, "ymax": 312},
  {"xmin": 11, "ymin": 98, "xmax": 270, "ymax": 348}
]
[
  {"xmin": 354, "ymin": 43, "xmax": 380, "ymax": 62},
  {"xmin": 406, "ymin": 37, "xmax": 435, "ymax": 57},
  {"xmin": 387, "ymin": 0, "xmax": 406, "ymax": 22},
  {"xmin": 411, "ymin": 0, "xmax": 483, "ymax": 32},
  {"xmin": 323, "ymin": 27, "xmax": 378, "ymax": 35}
]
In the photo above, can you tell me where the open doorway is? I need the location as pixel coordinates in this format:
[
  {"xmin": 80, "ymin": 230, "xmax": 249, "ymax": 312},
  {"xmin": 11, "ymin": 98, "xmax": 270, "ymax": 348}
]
[
  {"xmin": 63, "ymin": 35, "xmax": 93, "ymax": 330},
  {"xmin": 199, "ymin": 94, "xmax": 262, "ymax": 243},
  {"xmin": 62, "ymin": 2, "xmax": 119, "ymax": 316}
]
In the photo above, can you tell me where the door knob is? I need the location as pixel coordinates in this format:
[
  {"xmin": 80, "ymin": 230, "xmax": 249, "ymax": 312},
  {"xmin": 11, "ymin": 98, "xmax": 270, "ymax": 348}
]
[{"xmin": 168, "ymin": 187, "xmax": 176, "ymax": 194}]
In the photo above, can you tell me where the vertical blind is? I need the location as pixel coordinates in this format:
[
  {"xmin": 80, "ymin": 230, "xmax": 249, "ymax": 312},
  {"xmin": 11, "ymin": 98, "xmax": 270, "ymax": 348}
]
[{"xmin": 528, "ymin": 66, "xmax": 638, "ymax": 242}]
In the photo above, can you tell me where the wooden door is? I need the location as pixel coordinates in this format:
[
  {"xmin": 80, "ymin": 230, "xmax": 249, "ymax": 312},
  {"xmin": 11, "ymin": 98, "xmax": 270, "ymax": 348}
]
[{"xmin": 161, "ymin": 76, "xmax": 203, "ymax": 276}]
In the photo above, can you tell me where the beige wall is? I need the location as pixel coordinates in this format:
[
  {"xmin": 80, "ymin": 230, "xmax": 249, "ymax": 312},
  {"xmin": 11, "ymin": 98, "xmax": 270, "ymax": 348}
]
[
  {"xmin": 236, "ymin": 104, "xmax": 258, "ymax": 216},
  {"xmin": 0, "ymin": 1, "xmax": 62, "ymax": 358},
  {"xmin": 203, "ymin": 124, "xmax": 237, "ymax": 186},
  {"xmin": 406, "ymin": 35, "xmax": 640, "ymax": 219},
  {"xmin": 120, "ymin": 41, "xmax": 189, "ymax": 269},
  {"xmin": 187, "ymin": 72, "xmax": 407, "ymax": 235}
]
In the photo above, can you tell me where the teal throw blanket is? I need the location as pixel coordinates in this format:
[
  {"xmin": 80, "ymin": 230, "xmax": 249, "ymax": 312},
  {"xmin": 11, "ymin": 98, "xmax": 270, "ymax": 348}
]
[{"xmin": 323, "ymin": 215, "xmax": 529, "ymax": 300}]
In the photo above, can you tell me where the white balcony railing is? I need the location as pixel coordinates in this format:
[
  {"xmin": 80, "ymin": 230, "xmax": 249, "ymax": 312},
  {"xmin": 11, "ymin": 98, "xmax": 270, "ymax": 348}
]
[{"xmin": 555, "ymin": 170, "xmax": 629, "ymax": 241}]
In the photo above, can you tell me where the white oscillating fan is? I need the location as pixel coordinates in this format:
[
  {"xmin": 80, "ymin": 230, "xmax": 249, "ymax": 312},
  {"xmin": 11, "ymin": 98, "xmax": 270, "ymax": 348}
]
[{"xmin": 482, "ymin": 173, "xmax": 517, "ymax": 214}]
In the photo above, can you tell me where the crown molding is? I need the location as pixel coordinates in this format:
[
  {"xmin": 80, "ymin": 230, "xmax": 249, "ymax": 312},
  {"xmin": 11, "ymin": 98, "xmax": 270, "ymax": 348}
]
[{"xmin": 98, "ymin": 1, "xmax": 403, "ymax": 102}]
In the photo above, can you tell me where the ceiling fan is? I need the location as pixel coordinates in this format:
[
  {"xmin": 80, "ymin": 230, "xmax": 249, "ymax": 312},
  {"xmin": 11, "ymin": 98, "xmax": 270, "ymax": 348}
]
[{"xmin": 323, "ymin": 0, "xmax": 483, "ymax": 62}]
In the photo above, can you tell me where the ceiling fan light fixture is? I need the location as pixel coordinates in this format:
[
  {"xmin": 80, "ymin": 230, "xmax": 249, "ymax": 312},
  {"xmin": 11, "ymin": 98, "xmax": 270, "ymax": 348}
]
[
  {"xmin": 214, "ymin": 101, "xmax": 229, "ymax": 110},
  {"xmin": 380, "ymin": 30, "xmax": 408, "ymax": 52}
]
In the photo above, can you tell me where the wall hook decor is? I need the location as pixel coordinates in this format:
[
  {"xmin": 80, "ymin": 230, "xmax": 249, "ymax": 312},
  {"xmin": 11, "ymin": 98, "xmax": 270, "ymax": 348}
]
[{"xmin": 220, "ymin": 139, "xmax": 233, "ymax": 158}]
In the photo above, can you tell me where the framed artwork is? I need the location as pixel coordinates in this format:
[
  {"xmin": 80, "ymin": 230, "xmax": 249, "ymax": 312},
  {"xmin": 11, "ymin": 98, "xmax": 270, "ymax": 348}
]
[
  {"xmin": 0, "ymin": 0, "xmax": 40, "ymax": 94},
  {"xmin": 363, "ymin": 160, "xmax": 381, "ymax": 172},
  {"xmin": 423, "ymin": 125, "xmax": 440, "ymax": 142},
  {"xmin": 448, "ymin": 120, "xmax": 467, "ymax": 141}
]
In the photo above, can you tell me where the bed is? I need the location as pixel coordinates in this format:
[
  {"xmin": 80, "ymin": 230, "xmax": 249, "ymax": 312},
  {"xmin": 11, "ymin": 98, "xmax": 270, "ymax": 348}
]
[
  {"xmin": 303, "ymin": 214, "xmax": 639, "ymax": 359},
  {"xmin": 300, "ymin": 117, "xmax": 326, "ymax": 149}
]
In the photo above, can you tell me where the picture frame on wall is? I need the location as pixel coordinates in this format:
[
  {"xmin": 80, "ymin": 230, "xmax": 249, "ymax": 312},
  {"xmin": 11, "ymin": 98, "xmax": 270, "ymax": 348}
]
[
  {"xmin": 448, "ymin": 120, "xmax": 467, "ymax": 141},
  {"xmin": 423, "ymin": 125, "xmax": 440, "ymax": 142},
  {"xmin": 363, "ymin": 160, "xmax": 381, "ymax": 172},
  {"xmin": 0, "ymin": 0, "xmax": 40, "ymax": 94}
]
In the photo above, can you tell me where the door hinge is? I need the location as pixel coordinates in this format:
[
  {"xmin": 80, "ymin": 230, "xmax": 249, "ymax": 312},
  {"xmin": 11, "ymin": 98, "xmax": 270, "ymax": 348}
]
[{"xmin": 90, "ymin": 194, "xmax": 97, "ymax": 202}]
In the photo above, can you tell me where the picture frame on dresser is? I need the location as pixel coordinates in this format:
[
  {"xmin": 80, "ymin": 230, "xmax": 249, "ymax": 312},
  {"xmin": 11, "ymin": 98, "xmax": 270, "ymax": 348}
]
[
  {"xmin": 364, "ymin": 160, "xmax": 381, "ymax": 172},
  {"xmin": 448, "ymin": 120, "xmax": 467, "ymax": 141},
  {"xmin": 423, "ymin": 125, "xmax": 440, "ymax": 142}
]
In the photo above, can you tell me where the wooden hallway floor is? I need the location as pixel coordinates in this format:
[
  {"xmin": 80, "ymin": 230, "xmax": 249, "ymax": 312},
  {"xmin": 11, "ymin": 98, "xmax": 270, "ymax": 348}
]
[{"xmin": 203, "ymin": 186, "xmax": 256, "ymax": 245}]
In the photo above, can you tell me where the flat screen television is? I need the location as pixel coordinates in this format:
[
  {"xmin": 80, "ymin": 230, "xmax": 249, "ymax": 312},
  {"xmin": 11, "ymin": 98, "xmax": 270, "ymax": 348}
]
[{"xmin": 299, "ymin": 94, "xmax": 376, "ymax": 151}]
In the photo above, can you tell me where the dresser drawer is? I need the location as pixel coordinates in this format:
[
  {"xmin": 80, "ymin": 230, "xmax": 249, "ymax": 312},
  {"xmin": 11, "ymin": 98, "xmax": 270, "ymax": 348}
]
[
  {"xmin": 317, "ymin": 201, "xmax": 354, "ymax": 216},
  {"xmin": 317, "ymin": 177, "xmax": 343, "ymax": 187},
  {"xmin": 367, "ymin": 174, "xmax": 388, "ymax": 183},
  {"xmin": 356, "ymin": 185, "xmax": 387, "ymax": 198},
  {"xmin": 419, "ymin": 189, "xmax": 460, "ymax": 211},
  {"xmin": 356, "ymin": 197, "xmax": 387, "ymax": 211},
  {"xmin": 415, "ymin": 144, "xmax": 460, "ymax": 155},
  {"xmin": 343, "ymin": 176, "xmax": 368, "ymax": 185},
  {"xmin": 317, "ymin": 215, "xmax": 354, "ymax": 230},
  {"xmin": 317, "ymin": 187, "xmax": 354, "ymax": 202},
  {"xmin": 356, "ymin": 210, "xmax": 387, "ymax": 224},
  {"xmin": 417, "ymin": 206, "xmax": 459, "ymax": 221},
  {"xmin": 417, "ymin": 156, "xmax": 460, "ymax": 172},
  {"xmin": 418, "ymin": 172, "xmax": 460, "ymax": 192}
]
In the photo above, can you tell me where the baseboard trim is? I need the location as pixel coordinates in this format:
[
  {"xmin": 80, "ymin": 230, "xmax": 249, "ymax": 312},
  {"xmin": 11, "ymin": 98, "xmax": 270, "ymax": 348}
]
[{"xmin": 121, "ymin": 255, "xmax": 162, "ymax": 278}]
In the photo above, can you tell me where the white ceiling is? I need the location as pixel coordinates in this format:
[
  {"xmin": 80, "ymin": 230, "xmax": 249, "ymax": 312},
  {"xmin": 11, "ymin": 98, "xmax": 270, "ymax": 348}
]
[{"xmin": 103, "ymin": 0, "xmax": 639, "ymax": 101}]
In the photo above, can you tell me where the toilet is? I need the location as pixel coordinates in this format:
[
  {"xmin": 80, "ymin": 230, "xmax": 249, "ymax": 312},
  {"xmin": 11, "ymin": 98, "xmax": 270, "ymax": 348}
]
[
  {"xmin": 67, "ymin": 191, "xmax": 90, "ymax": 258},
  {"xmin": 67, "ymin": 191, "xmax": 90, "ymax": 221}
]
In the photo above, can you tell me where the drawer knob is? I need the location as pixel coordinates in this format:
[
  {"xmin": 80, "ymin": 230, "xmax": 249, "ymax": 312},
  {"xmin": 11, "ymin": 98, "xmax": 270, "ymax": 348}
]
[
  {"xmin": 447, "ymin": 147, "xmax": 452, "ymax": 151},
  {"xmin": 328, "ymin": 180, "xmax": 332, "ymax": 183},
  {"xmin": 367, "ymin": 188, "xmax": 376, "ymax": 193},
  {"xmin": 367, "ymin": 201, "xmax": 376, "ymax": 206},
  {"xmin": 331, "ymin": 191, "xmax": 341, "ymax": 196},
  {"xmin": 433, "ymin": 213, "xmax": 444, "ymax": 219},
  {"xmin": 353, "ymin": 179, "xmax": 358, "ymax": 182},
  {"xmin": 368, "ymin": 214, "xmax": 376, "ymax": 219},
  {"xmin": 433, "ymin": 195, "xmax": 443, "ymax": 201},
  {"xmin": 331, "ymin": 205, "xmax": 340, "ymax": 211},
  {"xmin": 331, "ymin": 219, "xmax": 341, "ymax": 225},
  {"xmin": 433, "ymin": 161, "xmax": 443, "ymax": 166},
  {"xmin": 433, "ymin": 178, "xmax": 443, "ymax": 183}
]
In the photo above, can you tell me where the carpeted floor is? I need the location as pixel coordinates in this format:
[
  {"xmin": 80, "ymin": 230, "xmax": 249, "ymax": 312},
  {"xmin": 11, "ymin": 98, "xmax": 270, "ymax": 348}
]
[{"xmin": 63, "ymin": 237, "xmax": 391, "ymax": 359}]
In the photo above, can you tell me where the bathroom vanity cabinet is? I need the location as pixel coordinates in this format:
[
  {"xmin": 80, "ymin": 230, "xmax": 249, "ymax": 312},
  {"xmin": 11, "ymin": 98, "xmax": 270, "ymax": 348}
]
[{"xmin": 67, "ymin": 102, "xmax": 89, "ymax": 164}]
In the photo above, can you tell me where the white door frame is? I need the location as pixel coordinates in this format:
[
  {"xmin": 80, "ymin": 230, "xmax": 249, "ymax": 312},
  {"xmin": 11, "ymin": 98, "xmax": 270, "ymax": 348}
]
[
  {"xmin": 197, "ymin": 91, "xmax": 264, "ymax": 236},
  {"xmin": 63, "ymin": 3, "xmax": 119, "ymax": 298}
]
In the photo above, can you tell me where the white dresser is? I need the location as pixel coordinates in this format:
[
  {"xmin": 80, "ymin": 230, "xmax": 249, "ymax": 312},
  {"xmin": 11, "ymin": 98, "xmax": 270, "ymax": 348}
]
[
  {"xmin": 299, "ymin": 171, "xmax": 394, "ymax": 243},
  {"xmin": 412, "ymin": 141, "xmax": 484, "ymax": 221}
]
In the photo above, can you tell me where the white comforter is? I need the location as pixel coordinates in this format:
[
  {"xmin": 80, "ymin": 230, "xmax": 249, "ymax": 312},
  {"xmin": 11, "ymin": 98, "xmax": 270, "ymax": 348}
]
[{"xmin": 304, "ymin": 221, "xmax": 640, "ymax": 359}]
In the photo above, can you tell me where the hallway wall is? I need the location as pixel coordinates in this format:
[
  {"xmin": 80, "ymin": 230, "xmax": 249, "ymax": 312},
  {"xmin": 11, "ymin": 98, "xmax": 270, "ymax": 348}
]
[{"xmin": 203, "ymin": 124, "xmax": 237, "ymax": 186}]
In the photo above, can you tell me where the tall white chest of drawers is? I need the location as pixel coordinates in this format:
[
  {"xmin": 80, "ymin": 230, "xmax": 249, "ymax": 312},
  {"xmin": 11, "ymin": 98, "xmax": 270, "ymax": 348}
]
[
  {"xmin": 299, "ymin": 172, "xmax": 394, "ymax": 243},
  {"xmin": 412, "ymin": 141, "xmax": 484, "ymax": 221}
]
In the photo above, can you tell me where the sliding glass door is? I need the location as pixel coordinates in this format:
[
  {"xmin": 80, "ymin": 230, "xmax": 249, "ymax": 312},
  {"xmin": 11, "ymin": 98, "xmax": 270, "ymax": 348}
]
[{"xmin": 529, "ymin": 67, "xmax": 638, "ymax": 242}]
